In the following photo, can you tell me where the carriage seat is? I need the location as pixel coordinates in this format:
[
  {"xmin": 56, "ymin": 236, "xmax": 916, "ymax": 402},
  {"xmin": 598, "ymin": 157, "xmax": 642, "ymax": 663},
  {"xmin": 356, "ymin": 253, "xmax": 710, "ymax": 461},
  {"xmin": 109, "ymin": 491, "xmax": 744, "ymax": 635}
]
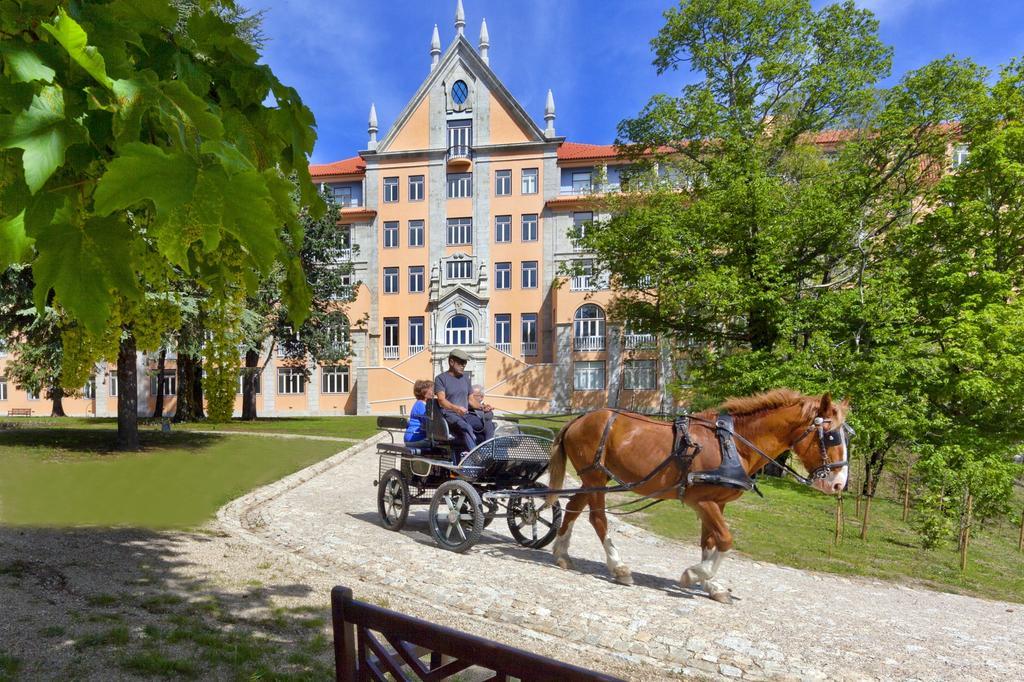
[
  {"xmin": 377, "ymin": 440, "xmax": 434, "ymax": 457},
  {"xmin": 425, "ymin": 399, "xmax": 454, "ymax": 444}
]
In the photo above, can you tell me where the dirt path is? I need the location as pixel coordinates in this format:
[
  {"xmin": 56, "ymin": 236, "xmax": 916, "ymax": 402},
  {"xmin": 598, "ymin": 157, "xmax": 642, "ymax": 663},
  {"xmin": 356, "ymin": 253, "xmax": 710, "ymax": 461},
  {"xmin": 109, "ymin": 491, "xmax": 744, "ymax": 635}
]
[{"xmin": 223, "ymin": 435, "xmax": 1024, "ymax": 681}]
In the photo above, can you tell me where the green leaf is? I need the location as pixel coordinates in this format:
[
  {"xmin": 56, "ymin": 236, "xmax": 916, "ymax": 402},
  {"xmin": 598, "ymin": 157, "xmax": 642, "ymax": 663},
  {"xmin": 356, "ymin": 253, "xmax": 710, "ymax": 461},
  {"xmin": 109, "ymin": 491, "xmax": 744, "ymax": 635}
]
[
  {"xmin": 93, "ymin": 142, "xmax": 197, "ymax": 216},
  {"xmin": 0, "ymin": 210, "xmax": 33, "ymax": 268},
  {"xmin": 0, "ymin": 85, "xmax": 85, "ymax": 193},
  {"xmin": 32, "ymin": 209, "xmax": 138, "ymax": 334},
  {"xmin": 216, "ymin": 168, "xmax": 280, "ymax": 272},
  {"xmin": 0, "ymin": 45, "xmax": 56, "ymax": 83},
  {"xmin": 160, "ymin": 81, "xmax": 223, "ymax": 139},
  {"xmin": 111, "ymin": 76, "xmax": 155, "ymax": 144},
  {"xmin": 42, "ymin": 8, "xmax": 114, "ymax": 90}
]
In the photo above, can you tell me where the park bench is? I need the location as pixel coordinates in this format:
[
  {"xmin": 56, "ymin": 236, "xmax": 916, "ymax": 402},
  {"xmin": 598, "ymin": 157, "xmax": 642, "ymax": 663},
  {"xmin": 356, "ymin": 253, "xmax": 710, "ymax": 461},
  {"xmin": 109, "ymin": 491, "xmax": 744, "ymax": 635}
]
[
  {"xmin": 330, "ymin": 585, "xmax": 622, "ymax": 681},
  {"xmin": 7, "ymin": 408, "xmax": 32, "ymax": 417}
]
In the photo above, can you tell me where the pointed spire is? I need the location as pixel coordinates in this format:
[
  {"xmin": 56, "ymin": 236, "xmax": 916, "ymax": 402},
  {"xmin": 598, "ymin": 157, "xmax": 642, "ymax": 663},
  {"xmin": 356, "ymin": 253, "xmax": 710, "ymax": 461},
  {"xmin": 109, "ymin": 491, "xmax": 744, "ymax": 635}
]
[
  {"xmin": 430, "ymin": 24, "xmax": 441, "ymax": 70},
  {"xmin": 544, "ymin": 89, "xmax": 556, "ymax": 138},
  {"xmin": 455, "ymin": 0, "xmax": 465, "ymax": 37},
  {"xmin": 368, "ymin": 103, "xmax": 378, "ymax": 151},
  {"xmin": 479, "ymin": 18, "xmax": 490, "ymax": 65}
]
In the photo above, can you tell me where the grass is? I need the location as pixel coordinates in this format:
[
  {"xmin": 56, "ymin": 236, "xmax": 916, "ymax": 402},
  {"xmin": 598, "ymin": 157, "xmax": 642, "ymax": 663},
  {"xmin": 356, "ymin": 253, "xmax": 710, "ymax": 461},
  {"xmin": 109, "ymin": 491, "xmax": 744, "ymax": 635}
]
[
  {"xmin": 620, "ymin": 475, "xmax": 1024, "ymax": 603},
  {"xmin": 0, "ymin": 653, "xmax": 20, "ymax": 681},
  {"xmin": 118, "ymin": 651, "xmax": 199, "ymax": 678},
  {"xmin": 0, "ymin": 415, "xmax": 380, "ymax": 440},
  {"xmin": 0, "ymin": 429, "xmax": 344, "ymax": 527}
]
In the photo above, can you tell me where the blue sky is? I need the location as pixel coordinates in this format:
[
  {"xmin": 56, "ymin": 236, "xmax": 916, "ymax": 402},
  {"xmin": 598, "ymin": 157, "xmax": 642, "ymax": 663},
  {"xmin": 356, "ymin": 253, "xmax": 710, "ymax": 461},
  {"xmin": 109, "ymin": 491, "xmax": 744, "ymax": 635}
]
[{"xmin": 242, "ymin": 0, "xmax": 1024, "ymax": 164}]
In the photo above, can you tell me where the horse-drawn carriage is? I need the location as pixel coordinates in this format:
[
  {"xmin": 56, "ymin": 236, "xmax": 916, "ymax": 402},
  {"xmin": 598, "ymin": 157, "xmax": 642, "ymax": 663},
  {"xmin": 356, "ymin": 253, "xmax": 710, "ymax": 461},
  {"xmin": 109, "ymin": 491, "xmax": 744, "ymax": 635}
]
[{"xmin": 374, "ymin": 399, "xmax": 563, "ymax": 553}]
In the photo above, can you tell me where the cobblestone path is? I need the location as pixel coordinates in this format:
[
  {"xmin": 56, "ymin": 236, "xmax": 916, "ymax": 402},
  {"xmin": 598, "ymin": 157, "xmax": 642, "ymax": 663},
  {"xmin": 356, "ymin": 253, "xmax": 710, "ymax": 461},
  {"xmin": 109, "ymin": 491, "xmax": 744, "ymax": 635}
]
[{"xmin": 223, "ymin": 436, "xmax": 1024, "ymax": 681}]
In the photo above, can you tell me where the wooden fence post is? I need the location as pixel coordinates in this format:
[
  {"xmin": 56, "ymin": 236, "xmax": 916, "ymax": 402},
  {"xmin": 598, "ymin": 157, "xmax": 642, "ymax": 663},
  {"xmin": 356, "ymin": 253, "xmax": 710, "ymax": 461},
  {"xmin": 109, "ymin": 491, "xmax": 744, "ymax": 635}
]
[
  {"xmin": 860, "ymin": 470, "xmax": 873, "ymax": 541},
  {"xmin": 902, "ymin": 462, "xmax": 912, "ymax": 522},
  {"xmin": 1017, "ymin": 507, "xmax": 1023, "ymax": 553},
  {"xmin": 833, "ymin": 495, "xmax": 844, "ymax": 546},
  {"xmin": 959, "ymin": 494, "xmax": 973, "ymax": 572}
]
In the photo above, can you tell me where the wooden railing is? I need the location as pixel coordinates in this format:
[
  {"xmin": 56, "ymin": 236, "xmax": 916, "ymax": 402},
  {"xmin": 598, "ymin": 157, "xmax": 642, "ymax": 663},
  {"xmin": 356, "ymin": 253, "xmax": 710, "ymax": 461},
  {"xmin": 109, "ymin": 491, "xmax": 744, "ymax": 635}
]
[{"xmin": 331, "ymin": 585, "xmax": 622, "ymax": 682}]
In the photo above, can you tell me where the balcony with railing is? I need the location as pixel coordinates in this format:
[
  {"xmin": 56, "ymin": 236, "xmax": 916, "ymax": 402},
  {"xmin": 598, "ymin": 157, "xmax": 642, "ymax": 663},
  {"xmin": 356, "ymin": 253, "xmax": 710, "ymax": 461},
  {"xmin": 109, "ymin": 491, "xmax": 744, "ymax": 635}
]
[
  {"xmin": 570, "ymin": 275, "xmax": 593, "ymax": 290},
  {"xmin": 494, "ymin": 342, "xmax": 512, "ymax": 355},
  {"xmin": 446, "ymin": 145, "xmax": 473, "ymax": 171},
  {"xmin": 624, "ymin": 333, "xmax": 657, "ymax": 349},
  {"xmin": 573, "ymin": 335, "xmax": 606, "ymax": 352},
  {"xmin": 408, "ymin": 344, "xmax": 424, "ymax": 356},
  {"xmin": 383, "ymin": 346, "xmax": 399, "ymax": 361},
  {"xmin": 521, "ymin": 341, "xmax": 538, "ymax": 356}
]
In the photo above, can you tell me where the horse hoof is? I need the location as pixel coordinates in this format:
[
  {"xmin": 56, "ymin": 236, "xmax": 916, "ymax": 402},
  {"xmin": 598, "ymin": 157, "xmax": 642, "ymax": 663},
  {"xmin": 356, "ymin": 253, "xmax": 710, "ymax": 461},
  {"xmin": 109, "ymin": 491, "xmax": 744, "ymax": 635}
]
[
  {"xmin": 556, "ymin": 557, "xmax": 573, "ymax": 570},
  {"xmin": 679, "ymin": 571, "xmax": 697, "ymax": 588},
  {"xmin": 708, "ymin": 590, "xmax": 733, "ymax": 605},
  {"xmin": 613, "ymin": 570, "xmax": 634, "ymax": 586}
]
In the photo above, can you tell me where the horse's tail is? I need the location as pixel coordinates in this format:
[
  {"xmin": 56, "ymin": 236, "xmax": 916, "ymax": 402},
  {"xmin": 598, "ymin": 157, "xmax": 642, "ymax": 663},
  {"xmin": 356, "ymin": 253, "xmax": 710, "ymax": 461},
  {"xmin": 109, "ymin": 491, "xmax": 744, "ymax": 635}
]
[{"xmin": 547, "ymin": 415, "xmax": 582, "ymax": 505}]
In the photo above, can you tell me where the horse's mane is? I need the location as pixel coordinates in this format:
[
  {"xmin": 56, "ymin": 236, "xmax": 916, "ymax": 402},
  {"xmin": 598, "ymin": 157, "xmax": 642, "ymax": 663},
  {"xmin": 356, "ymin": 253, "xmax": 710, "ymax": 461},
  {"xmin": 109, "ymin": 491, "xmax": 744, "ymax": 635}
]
[{"xmin": 700, "ymin": 388, "xmax": 816, "ymax": 420}]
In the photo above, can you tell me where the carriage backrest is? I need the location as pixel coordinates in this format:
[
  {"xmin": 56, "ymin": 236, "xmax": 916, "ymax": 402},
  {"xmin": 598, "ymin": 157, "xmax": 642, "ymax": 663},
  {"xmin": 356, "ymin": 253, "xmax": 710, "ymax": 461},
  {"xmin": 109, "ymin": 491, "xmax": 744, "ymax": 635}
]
[{"xmin": 425, "ymin": 398, "xmax": 453, "ymax": 443}]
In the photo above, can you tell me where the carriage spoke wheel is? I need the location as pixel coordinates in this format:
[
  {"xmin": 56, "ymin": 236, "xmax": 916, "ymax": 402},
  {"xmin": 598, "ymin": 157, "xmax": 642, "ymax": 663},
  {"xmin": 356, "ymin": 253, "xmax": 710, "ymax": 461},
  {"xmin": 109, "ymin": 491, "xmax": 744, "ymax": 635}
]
[
  {"xmin": 428, "ymin": 480, "xmax": 484, "ymax": 553},
  {"xmin": 507, "ymin": 484, "xmax": 563, "ymax": 549},
  {"xmin": 377, "ymin": 469, "xmax": 409, "ymax": 531}
]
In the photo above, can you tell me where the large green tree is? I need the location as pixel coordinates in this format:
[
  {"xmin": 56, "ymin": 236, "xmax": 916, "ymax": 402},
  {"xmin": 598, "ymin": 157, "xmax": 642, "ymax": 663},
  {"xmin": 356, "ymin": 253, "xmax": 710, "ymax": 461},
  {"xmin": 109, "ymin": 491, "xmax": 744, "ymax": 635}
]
[{"xmin": 1, "ymin": 0, "xmax": 320, "ymax": 447}]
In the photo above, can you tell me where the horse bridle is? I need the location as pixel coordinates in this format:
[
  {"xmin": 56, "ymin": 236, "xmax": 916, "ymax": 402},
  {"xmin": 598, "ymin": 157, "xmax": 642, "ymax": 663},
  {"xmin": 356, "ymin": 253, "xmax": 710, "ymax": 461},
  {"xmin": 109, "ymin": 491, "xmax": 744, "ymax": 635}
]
[{"xmin": 790, "ymin": 417, "xmax": 854, "ymax": 482}]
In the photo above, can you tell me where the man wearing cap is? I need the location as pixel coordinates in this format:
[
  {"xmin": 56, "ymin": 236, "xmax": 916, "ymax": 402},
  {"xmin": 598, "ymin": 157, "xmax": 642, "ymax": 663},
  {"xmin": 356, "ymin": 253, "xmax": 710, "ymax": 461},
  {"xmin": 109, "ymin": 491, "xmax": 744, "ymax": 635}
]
[{"xmin": 434, "ymin": 349, "xmax": 494, "ymax": 459}]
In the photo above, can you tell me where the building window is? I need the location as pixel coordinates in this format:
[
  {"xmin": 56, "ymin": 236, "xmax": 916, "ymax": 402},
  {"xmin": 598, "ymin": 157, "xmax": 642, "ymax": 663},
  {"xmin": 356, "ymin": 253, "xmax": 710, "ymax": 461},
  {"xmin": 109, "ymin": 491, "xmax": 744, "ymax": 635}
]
[
  {"xmin": 521, "ymin": 214, "xmax": 538, "ymax": 242},
  {"xmin": 572, "ymin": 170, "xmax": 592, "ymax": 194},
  {"xmin": 409, "ymin": 175, "xmax": 424, "ymax": 201},
  {"xmin": 522, "ymin": 168, "xmax": 538, "ymax": 195},
  {"xmin": 0, "ymin": 377, "xmax": 6, "ymax": 401},
  {"xmin": 409, "ymin": 265, "xmax": 425, "ymax": 293},
  {"xmin": 383, "ymin": 176, "xmax": 399, "ymax": 203},
  {"xmin": 328, "ymin": 183, "xmax": 356, "ymax": 207},
  {"xmin": 383, "ymin": 221, "xmax": 399, "ymax": 248},
  {"xmin": 321, "ymin": 366, "xmax": 350, "ymax": 394},
  {"xmin": 82, "ymin": 379, "xmax": 96, "ymax": 400},
  {"xmin": 573, "ymin": 304, "xmax": 606, "ymax": 351},
  {"xmin": 26, "ymin": 388, "xmax": 39, "ymax": 401},
  {"xmin": 237, "ymin": 370, "xmax": 262, "ymax": 395},
  {"xmin": 495, "ymin": 169, "xmax": 512, "ymax": 196},
  {"xmin": 521, "ymin": 314, "xmax": 538, "ymax": 356},
  {"xmin": 494, "ymin": 314, "xmax": 511, "ymax": 353},
  {"xmin": 108, "ymin": 372, "xmax": 118, "ymax": 397},
  {"xmin": 447, "ymin": 173, "xmax": 472, "ymax": 198},
  {"xmin": 574, "ymin": 361, "xmax": 606, "ymax": 390},
  {"xmin": 521, "ymin": 261, "xmax": 538, "ymax": 289},
  {"xmin": 445, "ymin": 315, "xmax": 474, "ymax": 345},
  {"xmin": 570, "ymin": 259, "xmax": 606, "ymax": 290},
  {"xmin": 383, "ymin": 267, "xmax": 399, "ymax": 294},
  {"xmin": 408, "ymin": 220, "xmax": 424, "ymax": 247},
  {"xmin": 150, "ymin": 371, "xmax": 177, "ymax": 397},
  {"xmin": 623, "ymin": 360, "xmax": 657, "ymax": 390},
  {"xmin": 446, "ymin": 260, "xmax": 474, "ymax": 280},
  {"xmin": 952, "ymin": 143, "xmax": 969, "ymax": 168},
  {"xmin": 495, "ymin": 215, "xmax": 511, "ymax": 243},
  {"xmin": 495, "ymin": 262, "xmax": 511, "ymax": 290},
  {"xmin": 278, "ymin": 368, "xmax": 306, "ymax": 395},
  {"xmin": 384, "ymin": 318, "xmax": 399, "ymax": 360},
  {"xmin": 446, "ymin": 217, "xmax": 472, "ymax": 245},
  {"xmin": 448, "ymin": 119, "xmax": 472, "ymax": 152},
  {"xmin": 409, "ymin": 317, "xmax": 425, "ymax": 353}
]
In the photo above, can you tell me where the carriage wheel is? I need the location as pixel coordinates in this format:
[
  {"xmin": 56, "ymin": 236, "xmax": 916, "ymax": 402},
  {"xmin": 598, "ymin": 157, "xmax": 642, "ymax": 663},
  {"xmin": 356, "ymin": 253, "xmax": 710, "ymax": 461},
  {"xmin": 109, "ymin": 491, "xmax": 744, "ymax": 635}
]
[
  {"xmin": 377, "ymin": 469, "xmax": 410, "ymax": 531},
  {"xmin": 428, "ymin": 480, "xmax": 484, "ymax": 553},
  {"xmin": 507, "ymin": 485, "xmax": 563, "ymax": 549},
  {"xmin": 482, "ymin": 499, "xmax": 499, "ymax": 528}
]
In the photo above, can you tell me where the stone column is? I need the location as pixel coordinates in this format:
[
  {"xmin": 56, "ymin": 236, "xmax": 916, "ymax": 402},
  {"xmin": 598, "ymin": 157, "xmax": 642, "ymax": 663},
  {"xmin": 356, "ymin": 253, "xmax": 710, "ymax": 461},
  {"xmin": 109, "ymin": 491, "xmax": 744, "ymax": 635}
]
[
  {"xmin": 606, "ymin": 324, "xmax": 623, "ymax": 408},
  {"xmin": 307, "ymin": 364, "xmax": 320, "ymax": 416},
  {"xmin": 553, "ymin": 323, "xmax": 572, "ymax": 412},
  {"xmin": 135, "ymin": 351, "xmax": 148, "ymax": 417},
  {"xmin": 354, "ymin": 330, "xmax": 371, "ymax": 415},
  {"xmin": 95, "ymin": 361, "xmax": 110, "ymax": 417},
  {"xmin": 659, "ymin": 340, "xmax": 674, "ymax": 414},
  {"xmin": 262, "ymin": 347, "xmax": 276, "ymax": 417}
]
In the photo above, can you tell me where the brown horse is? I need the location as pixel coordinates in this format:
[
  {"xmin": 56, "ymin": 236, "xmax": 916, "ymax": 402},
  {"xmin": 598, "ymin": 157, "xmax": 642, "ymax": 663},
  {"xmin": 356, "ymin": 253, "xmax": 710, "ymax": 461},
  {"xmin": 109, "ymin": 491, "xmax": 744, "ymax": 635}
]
[{"xmin": 547, "ymin": 389, "xmax": 850, "ymax": 603}]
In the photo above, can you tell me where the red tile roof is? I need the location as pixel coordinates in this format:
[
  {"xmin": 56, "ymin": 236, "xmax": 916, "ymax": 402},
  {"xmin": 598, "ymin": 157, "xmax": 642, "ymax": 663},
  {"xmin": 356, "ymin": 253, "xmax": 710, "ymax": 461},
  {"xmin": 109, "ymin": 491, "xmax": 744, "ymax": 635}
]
[
  {"xmin": 557, "ymin": 142, "xmax": 620, "ymax": 161},
  {"xmin": 310, "ymin": 156, "xmax": 365, "ymax": 177}
]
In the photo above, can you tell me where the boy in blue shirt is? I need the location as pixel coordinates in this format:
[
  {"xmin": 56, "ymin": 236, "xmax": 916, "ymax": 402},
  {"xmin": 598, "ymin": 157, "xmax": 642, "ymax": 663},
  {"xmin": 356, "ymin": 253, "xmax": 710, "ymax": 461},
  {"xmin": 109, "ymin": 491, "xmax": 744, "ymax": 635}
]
[{"xmin": 404, "ymin": 380, "xmax": 434, "ymax": 444}]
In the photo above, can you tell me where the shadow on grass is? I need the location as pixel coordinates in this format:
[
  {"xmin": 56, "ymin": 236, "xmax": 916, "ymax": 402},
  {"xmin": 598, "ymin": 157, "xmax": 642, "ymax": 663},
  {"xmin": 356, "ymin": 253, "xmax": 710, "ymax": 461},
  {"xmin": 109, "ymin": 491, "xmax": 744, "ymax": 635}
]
[
  {"xmin": 0, "ymin": 429, "xmax": 224, "ymax": 454},
  {"xmin": 0, "ymin": 527, "xmax": 333, "ymax": 679}
]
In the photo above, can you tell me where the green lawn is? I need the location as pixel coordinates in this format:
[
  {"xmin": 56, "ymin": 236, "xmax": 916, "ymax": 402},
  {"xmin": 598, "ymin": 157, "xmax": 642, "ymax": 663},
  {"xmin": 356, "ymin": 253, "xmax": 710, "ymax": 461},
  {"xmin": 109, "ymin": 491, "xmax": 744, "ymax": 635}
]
[
  {"xmin": 0, "ymin": 429, "xmax": 345, "ymax": 527},
  {"xmin": 618, "ymin": 476, "xmax": 1024, "ymax": 603},
  {"xmin": 0, "ymin": 415, "xmax": 380, "ymax": 440}
]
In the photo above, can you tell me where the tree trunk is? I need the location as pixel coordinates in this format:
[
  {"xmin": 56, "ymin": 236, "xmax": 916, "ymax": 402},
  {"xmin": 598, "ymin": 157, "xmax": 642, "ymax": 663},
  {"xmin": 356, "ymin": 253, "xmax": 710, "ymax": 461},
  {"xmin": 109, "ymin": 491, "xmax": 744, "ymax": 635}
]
[
  {"xmin": 241, "ymin": 349, "xmax": 259, "ymax": 420},
  {"xmin": 116, "ymin": 334, "xmax": 140, "ymax": 451},
  {"xmin": 862, "ymin": 447, "xmax": 889, "ymax": 498},
  {"xmin": 48, "ymin": 385, "xmax": 66, "ymax": 417},
  {"xmin": 152, "ymin": 348, "xmax": 166, "ymax": 419},
  {"xmin": 192, "ymin": 357, "xmax": 205, "ymax": 419}
]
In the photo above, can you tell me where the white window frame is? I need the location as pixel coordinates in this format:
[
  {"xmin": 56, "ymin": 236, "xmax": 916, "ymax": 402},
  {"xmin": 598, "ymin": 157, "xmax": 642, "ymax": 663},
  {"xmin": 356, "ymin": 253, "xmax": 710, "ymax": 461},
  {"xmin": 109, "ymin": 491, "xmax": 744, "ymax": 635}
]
[
  {"xmin": 384, "ymin": 318, "xmax": 400, "ymax": 358},
  {"xmin": 321, "ymin": 365, "xmax": 350, "ymax": 394},
  {"xmin": 237, "ymin": 370, "xmax": 262, "ymax": 395},
  {"xmin": 495, "ymin": 169, "xmax": 512, "ymax": 196},
  {"xmin": 572, "ymin": 170, "xmax": 593, "ymax": 194},
  {"xmin": 150, "ymin": 371, "xmax": 177, "ymax": 397},
  {"xmin": 409, "ymin": 266, "xmax": 425, "ymax": 293},
  {"xmin": 522, "ymin": 168, "xmax": 538, "ymax": 195},
  {"xmin": 446, "ymin": 217, "xmax": 473, "ymax": 245},
  {"xmin": 383, "ymin": 267, "xmax": 399, "ymax": 294},
  {"xmin": 0, "ymin": 377, "xmax": 7, "ymax": 401},
  {"xmin": 445, "ymin": 315, "xmax": 475, "ymax": 345},
  {"xmin": 408, "ymin": 220, "xmax": 424, "ymax": 247},
  {"xmin": 447, "ymin": 173, "xmax": 473, "ymax": 198},
  {"xmin": 521, "ymin": 214, "xmax": 538, "ymax": 242},
  {"xmin": 573, "ymin": 361, "xmax": 606, "ymax": 391},
  {"xmin": 408, "ymin": 175, "xmax": 424, "ymax": 201},
  {"xmin": 623, "ymin": 360, "xmax": 657, "ymax": 390},
  {"xmin": 82, "ymin": 379, "xmax": 96, "ymax": 400},
  {"xmin": 952, "ymin": 143, "xmax": 969, "ymax": 168},
  {"xmin": 495, "ymin": 215, "xmax": 511, "ymax": 243},
  {"xmin": 573, "ymin": 304, "xmax": 606, "ymax": 351},
  {"xmin": 108, "ymin": 371, "xmax": 118, "ymax": 397},
  {"xmin": 408, "ymin": 317, "xmax": 425, "ymax": 352},
  {"xmin": 495, "ymin": 262, "xmax": 511, "ymax": 290},
  {"xmin": 521, "ymin": 261, "xmax": 538, "ymax": 289},
  {"xmin": 278, "ymin": 368, "xmax": 306, "ymax": 395},
  {"xmin": 494, "ymin": 314, "xmax": 512, "ymax": 345},
  {"xmin": 446, "ymin": 260, "xmax": 474, "ymax": 280},
  {"xmin": 383, "ymin": 176, "xmax": 399, "ymax": 203},
  {"xmin": 383, "ymin": 221, "xmax": 399, "ymax": 248}
]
